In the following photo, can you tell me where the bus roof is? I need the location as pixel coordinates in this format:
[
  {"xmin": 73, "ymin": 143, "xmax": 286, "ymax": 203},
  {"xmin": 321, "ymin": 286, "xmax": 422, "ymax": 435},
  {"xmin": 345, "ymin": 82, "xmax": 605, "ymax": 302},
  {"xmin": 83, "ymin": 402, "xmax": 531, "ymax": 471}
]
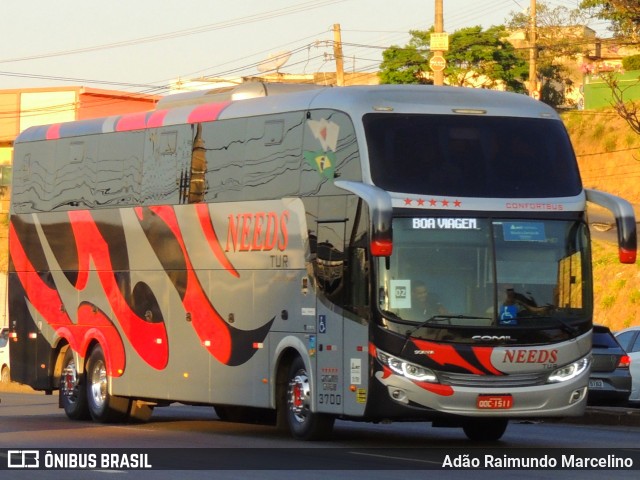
[{"xmin": 15, "ymin": 84, "xmax": 560, "ymax": 144}]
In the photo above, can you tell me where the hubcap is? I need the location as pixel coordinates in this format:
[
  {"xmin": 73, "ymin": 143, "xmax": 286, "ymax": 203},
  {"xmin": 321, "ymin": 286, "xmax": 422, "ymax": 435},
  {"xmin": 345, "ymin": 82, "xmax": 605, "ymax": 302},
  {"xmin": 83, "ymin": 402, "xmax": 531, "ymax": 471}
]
[
  {"xmin": 89, "ymin": 358, "xmax": 107, "ymax": 410},
  {"xmin": 288, "ymin": 370, "xmax": 311, "ymax": 423},
  {"xmin": 61, "ymin": 360, "xmax": 79, "ymax": 402}
]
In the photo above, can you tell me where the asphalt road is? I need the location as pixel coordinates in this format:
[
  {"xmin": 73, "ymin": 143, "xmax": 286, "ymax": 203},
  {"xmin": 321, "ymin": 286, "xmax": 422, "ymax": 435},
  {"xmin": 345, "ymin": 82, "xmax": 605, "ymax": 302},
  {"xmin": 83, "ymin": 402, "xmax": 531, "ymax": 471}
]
[{"xmin": 1, "ymin": 385, "xmax": 640, "ymax": 479}]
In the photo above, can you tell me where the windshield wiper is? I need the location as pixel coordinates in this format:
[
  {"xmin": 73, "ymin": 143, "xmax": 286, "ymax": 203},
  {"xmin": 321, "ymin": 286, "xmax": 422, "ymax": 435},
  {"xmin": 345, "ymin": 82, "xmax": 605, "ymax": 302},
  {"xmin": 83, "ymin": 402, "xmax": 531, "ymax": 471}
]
[
  {"xmin": 406, "ymin": 315, "xmax": 492, "ymax": 337},
  {"xmin": 547, "ymin": 316, "xmax": 579, "ymax": 335},
  {"xmin": 507, "ymin": 312, "xmax": 579, "ymax": 335}
]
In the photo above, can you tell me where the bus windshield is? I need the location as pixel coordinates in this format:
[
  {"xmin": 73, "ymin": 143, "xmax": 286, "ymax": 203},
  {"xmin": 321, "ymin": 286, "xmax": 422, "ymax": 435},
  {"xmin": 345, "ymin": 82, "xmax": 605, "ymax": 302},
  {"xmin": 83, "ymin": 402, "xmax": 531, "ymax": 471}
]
[
  {"xmin": 377, "ymin": 218, "xmax": 592, "ymax": 329},
  {"xmin": 364, "ymin": 113, "xmax": 582, "ymax": 198}
]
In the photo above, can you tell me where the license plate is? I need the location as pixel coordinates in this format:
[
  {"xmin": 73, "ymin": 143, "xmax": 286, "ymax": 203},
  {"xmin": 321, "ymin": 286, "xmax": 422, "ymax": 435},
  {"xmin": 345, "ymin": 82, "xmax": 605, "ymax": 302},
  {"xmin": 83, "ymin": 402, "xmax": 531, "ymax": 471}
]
[
  {"xmin": 477, "ymin": 394, "xmax": 513, "ymax": 409},
  {"xmin": 589, "ymin": 379, "xmax": 604, "ymax": 389}
]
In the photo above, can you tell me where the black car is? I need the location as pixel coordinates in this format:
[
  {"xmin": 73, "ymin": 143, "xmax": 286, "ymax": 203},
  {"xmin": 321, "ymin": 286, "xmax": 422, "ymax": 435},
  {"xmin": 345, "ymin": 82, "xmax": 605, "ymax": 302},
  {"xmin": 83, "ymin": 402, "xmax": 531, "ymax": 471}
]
[{"xmin": 588, "ymin": 325, "xmax": 632, "ymax": 406}]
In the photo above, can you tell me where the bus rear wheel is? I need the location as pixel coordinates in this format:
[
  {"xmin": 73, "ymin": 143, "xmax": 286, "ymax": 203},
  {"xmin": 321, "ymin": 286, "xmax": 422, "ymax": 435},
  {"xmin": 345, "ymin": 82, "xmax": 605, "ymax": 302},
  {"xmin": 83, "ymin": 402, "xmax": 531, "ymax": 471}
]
[
  {"xmin": 462, "ymin": 417, "xmax": 508, "ymax": 441},
  {"xmin": 85, "ymin": 345, "xmax": 130, "ymax": 423},
  {"xmin": 284, "ymin": 356, "xmax": 334, "ymax": 441},
  {"xmin": 60, "ymin": 347, "xmax": 90, "ymax": 420}
]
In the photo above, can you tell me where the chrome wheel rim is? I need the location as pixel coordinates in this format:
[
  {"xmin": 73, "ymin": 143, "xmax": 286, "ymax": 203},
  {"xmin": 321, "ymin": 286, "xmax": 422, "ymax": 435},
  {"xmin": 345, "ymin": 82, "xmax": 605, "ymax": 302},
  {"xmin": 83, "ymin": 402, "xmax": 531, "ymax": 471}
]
[
  {"xmin": 288, "ymin": 369, "xmax": 311, "ymax": 424},
  {"xmin": 89, "ymin": 358, "xmax": 107, "ymax": 410},
  {"xmin": 61, "ymin": 359, "xmax": 79, "ymax": 403}
]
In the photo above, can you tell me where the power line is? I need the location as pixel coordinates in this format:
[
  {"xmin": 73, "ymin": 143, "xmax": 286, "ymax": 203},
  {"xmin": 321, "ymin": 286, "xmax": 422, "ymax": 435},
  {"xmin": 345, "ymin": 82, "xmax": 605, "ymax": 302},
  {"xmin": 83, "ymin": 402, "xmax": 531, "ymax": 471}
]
[
  {"xmin": 0, "ymin": 70, "xmax": 163, "ymax": 91},
  {"xmin": 0, "ymin": 0, "xmax": 346, "ymax": 65}
]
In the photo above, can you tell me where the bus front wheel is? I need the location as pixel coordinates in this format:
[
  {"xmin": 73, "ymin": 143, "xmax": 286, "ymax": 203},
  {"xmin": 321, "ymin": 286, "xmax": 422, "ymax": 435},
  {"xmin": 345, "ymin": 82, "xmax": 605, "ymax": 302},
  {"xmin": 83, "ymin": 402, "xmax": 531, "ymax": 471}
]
[
  {"xmin": 85, "ymin": 345, "xmax": 130, "ymax": 423},
  {"xmin": 284, "ymin": 356, "xmax": 334, "ymax": 441}
]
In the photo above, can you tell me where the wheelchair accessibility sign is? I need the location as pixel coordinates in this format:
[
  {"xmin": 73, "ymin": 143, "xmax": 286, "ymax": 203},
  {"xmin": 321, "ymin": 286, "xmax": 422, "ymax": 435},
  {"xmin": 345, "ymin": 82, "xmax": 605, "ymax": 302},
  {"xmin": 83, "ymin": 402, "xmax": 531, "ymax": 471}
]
[{"xmin": 319, "ymin": 315, "xmax": 327, "ymax": 334}]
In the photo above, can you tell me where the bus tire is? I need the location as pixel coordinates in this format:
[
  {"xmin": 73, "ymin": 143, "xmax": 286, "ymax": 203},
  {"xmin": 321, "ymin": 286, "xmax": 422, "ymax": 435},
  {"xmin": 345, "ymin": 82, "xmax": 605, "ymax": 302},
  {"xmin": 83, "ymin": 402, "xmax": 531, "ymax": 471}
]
[
  {"xmin": 284, "ymin": 356, "xmax": 334, "ymax": 441},
  {"xmin": 85, "ymin": 345, "xmax": 130, "ymax": 423},
  {"xmin": 462, "ymin": 417, "xmax": 508, "ymax": 441},
  {"xmin": 59, "ymin": 347, "xmax": 90, "ymax": 420}
]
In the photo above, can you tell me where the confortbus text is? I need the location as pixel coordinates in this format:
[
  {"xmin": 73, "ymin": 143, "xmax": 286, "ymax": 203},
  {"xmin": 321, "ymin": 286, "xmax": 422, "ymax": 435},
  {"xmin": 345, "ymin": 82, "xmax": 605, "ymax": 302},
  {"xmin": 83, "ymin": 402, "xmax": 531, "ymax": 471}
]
[{"xmin": 443, "ymin": 454, "xmax": 634, "ymax": 469}]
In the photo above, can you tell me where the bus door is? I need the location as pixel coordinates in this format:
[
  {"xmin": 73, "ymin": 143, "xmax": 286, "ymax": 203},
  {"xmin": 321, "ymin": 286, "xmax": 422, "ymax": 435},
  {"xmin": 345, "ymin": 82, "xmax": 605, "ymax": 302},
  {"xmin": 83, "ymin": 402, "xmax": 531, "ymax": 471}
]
[{"xmin": 314, "ymin": 218, "xmax": 347, "ymax": 415}]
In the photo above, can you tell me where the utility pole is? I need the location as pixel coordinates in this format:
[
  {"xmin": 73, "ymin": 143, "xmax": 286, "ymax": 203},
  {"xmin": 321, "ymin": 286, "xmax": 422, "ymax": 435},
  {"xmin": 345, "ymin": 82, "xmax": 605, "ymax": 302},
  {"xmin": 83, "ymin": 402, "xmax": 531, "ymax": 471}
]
[
  {"xmin": 433, "ymin": 0, "xmax": 444, "ymax": 86},
  {"xmin": 333, "ymin": 24, "xmax": 345, "ymax": 87},
  {"xmin": 528, "ymin": 0, "xmax": 538, "ymax": 98}
]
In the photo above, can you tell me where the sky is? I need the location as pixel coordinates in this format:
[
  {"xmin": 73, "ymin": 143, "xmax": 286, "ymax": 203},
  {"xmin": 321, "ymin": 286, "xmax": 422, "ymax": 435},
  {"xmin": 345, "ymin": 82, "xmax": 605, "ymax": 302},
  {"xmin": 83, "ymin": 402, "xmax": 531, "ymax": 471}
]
[{"xmin": 0, "ymin": 0, "xmax": 610, "ymax": 96}]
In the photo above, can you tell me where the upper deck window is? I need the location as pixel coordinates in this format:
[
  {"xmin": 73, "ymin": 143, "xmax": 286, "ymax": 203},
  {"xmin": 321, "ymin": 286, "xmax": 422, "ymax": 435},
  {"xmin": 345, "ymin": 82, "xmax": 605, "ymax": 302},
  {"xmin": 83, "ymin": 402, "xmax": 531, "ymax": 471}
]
[{"xmin": 364, "ymin": 113, "xmax": 581, "ymax": 199}]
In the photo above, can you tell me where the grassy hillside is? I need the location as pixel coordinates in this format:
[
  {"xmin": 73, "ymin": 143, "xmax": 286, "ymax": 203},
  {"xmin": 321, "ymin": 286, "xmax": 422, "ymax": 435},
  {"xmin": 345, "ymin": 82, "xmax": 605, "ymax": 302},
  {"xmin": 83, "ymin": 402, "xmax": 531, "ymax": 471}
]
[{"xmin": 563, "ymin": 110, "xmax": 640, "ymax": 331}]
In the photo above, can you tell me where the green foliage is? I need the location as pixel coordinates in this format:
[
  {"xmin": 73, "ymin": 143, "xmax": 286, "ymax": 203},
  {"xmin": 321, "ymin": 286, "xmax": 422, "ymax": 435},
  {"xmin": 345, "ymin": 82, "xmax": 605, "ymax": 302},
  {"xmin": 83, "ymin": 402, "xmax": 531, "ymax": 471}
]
[
  {"xmin": 562, "ymin": 111, "xmax": 587, "ymax": 135},
  {"xmin": 446, "ymin": 26, "xmax": 527, "ymax": 91},
  {"xmin": 379, "ymin": 29, "xmax": 431, "ymax": 85},
  {"xmin": 540, "ymin": 75, "xmax": 565, "ymax": 106},
  {"xmin": 379, "ymin": 45, "xmax": 430, "ymax": 85},
  {"xmin": 592, "ymin": 122, "xmax": 606, "ymax": 139},
  {"xmin": 604, "ymin": 136, "xmax": 618, "ymax": 152},
  {"xmin": 591, "ymin": 243, "xmax": 618, "ymax": 266},
  {"xmin": 615, "ymin": 278, "xmax": 628, "ymax": 290},
  {"xmin": 379, "ymin": 26, "xmax": 527, "ymax": 92},
  {"xmin": 507, "ymin": 1, "xmax": 591, "ymax": 107},
  {"xmin": 601, "ymin": 294, "xmax": 616, "ymax": 309},
  {"xmin": 622, "ymin": 55, "xmax": 640, "ymax": 71},
  {"xmin": 580, "ymin": 0, "xmax": 640, "ymax": 39}
]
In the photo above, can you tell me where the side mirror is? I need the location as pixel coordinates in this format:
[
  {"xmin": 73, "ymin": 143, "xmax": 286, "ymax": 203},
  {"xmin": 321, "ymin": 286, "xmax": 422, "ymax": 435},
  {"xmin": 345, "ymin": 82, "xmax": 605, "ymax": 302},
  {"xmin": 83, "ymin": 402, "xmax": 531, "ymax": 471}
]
[
  {"xmin": 586, "ymin": 189, "xmax": 637, "ymax": 264},
  {"xmin": 334, "ymin": 181, "xmax": 393, "ymax": 257}
]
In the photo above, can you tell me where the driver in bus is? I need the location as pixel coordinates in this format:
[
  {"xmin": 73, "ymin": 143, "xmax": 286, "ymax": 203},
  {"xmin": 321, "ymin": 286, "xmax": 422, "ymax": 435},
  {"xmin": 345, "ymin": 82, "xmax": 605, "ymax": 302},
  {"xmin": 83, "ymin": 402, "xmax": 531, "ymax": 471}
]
[{"xmin": 410, "ymin": 281, "xmax": 447, "ymax": 320}]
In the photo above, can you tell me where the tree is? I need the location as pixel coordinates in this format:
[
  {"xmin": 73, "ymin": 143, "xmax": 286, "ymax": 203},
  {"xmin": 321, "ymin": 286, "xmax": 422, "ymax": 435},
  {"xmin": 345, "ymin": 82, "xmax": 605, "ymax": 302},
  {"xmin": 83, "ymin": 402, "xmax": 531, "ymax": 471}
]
[
  {"xmin": 600, "ymin": 72, "xmax": 640, "ymax": 135},
  {"xmin": 623, "ymin": 55, "xmax": 640, "ymax": 71},
  {"xmin": 579, "ymin": 2, "xmax": 640, "ymax": 132},
  {"xmin": 378, "ymin": 44, "xmax": 430, "ymax": 85},
  {"xmin": 379, "ymin": 26, "xmax": 527, "ymax": 92},
  {"xmin": 445, "ymin": 26, "xmax": 527, "ymax": 91},
  {"xmin": 579, "ymin": 0, "xmax": 640, "ymax": 40},
  {"xmin": 379, "ymin": 29, "xmax": 431, "ymax": 85},
  {"xmin": 507, "ymin": 1, "xmax": 592, "ymax": 106}
]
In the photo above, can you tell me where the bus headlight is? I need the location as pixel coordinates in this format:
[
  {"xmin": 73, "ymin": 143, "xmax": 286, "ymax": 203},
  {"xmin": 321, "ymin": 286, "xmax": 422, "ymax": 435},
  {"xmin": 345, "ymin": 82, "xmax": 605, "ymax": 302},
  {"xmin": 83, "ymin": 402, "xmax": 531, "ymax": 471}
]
[
  {"xmin": 547, "ymin": 356, "xmax": 590, "ymax": 383},
  {"xmin": 377, "ymin": 350, "xmax": 438, "ymax": 383}
]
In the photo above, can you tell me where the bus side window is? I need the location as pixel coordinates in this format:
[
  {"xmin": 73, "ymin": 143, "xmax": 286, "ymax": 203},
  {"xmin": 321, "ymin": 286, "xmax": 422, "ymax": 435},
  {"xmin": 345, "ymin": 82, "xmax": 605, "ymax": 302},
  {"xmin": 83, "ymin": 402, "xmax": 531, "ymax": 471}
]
[
  {"xmin": 315, "ymin": 222, "xmax": 346, "ymax": 305},
  {"xmin": 345, "ymin": 199, "xmax": 370, "ymax": 319},
  {"xmin": 301, "ymin": 110, "xmax": 361, "ymax": 196},
  {"xmin": 244, "ymin": 113, "xmax": 303, "ymax": 200},
  {"xmin": 202, "ymin": 118, "xmax": 246, "ymax": 202}
]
